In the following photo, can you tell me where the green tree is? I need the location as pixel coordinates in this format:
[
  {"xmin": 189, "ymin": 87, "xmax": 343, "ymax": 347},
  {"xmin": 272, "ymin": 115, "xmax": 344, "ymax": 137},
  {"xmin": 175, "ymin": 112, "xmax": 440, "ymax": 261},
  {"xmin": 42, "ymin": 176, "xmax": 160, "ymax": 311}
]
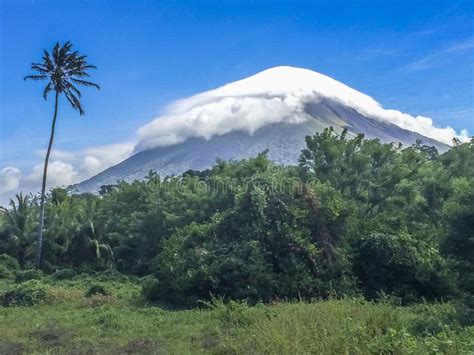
[
  {"xmin": 353, "ymin": 232, "xmax": 455, "ymax": 303},
  {"xmin": 441, "ymin": 177, "xmax": 474, "ymax": 294},
  {"xmin": 0, "ymin": 194, "xmax": 37, "ymax": 266},
  {"xmin": 25, "ymin": 41, "xmax": 99, "ymax": 269}
]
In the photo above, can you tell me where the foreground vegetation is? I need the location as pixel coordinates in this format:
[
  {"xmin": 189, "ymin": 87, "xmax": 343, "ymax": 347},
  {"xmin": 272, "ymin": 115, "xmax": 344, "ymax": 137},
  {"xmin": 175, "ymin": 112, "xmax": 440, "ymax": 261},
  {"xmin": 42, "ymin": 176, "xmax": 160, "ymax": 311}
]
[
  {"xmin": 1, "ymin": 129, "xmax": 473, "ymax": 352},
  {"xmin": 1, "ymin": 129, "xmax": 473, "ymax": 305},
  {"xmin": 0, "ymin": 276, "xmax": 473, "ymax": 354}
]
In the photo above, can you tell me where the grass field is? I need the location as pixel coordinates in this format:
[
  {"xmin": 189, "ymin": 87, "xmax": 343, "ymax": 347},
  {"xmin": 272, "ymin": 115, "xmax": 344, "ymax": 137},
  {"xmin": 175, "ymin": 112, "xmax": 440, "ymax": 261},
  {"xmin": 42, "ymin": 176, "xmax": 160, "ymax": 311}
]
[{"xmin": 0, "ymin": 277, "xmax": 473, "ymax": 354}]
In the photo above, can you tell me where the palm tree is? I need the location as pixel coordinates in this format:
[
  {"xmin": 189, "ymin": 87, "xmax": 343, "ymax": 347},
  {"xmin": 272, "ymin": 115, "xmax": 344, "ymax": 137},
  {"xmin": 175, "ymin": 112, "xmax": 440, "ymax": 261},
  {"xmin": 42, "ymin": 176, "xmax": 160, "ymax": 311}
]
[
  {"xmin": 25, "ymin": 41, "xmax": 100, "ymax": 269},
  {"xmin": 0, "ymin": 193, "xmax": 37, "ymax": 265}
]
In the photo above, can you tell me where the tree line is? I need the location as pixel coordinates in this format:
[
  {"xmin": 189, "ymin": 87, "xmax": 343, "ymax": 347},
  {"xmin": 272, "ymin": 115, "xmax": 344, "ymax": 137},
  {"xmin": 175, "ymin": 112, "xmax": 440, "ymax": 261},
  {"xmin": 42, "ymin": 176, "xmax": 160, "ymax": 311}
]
[{"xmin": 1, "ymin": 128, "xmax": 473, "ymax": 306}]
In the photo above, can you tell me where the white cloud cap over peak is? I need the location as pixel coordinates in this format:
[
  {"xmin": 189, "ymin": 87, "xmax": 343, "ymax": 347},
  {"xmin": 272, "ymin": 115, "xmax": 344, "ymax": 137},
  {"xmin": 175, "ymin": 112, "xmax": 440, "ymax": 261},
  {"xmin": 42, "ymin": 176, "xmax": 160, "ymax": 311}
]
[{"xmin": 136, "ymin": 66, "xmax": 470, "ymax": 151}]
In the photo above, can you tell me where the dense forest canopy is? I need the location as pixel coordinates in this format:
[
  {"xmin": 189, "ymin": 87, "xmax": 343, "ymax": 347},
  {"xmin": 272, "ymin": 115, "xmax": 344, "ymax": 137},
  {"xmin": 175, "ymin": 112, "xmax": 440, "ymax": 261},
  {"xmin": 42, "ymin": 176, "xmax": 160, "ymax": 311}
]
[{"xmin": 1, "ymin": 128, "xmax": 473, "ymax": 306}]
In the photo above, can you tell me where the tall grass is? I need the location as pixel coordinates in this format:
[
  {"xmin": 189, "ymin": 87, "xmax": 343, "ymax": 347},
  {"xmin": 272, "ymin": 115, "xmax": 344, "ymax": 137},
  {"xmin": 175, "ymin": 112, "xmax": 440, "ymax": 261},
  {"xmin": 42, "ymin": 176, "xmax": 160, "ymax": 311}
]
[
  {"xmin": 0, "ymin": 278, "xmax": 472, "ymax": 354},
  {"xmin": 214, "ymin": 299, "xmax": 473, "ymax": 354}
]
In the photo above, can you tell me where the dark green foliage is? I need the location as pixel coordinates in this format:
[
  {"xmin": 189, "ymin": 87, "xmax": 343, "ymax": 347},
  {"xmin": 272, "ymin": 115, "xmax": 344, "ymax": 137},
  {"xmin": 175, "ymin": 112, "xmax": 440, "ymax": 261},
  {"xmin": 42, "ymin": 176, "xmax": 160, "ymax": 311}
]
[
  {"xmin": 85, "ymin": 284, "xmax": 109, "ymax": 298},
  {"xmin": 95, "ymin": 269, "xmax": 129, "ymax": 282},
  {"xmin": 0, "ymin": 194, "xmax": 37, "ymax": 266},
  {"xmin": 141, "ymin": 275, "xmax": 160, "ymax": 302},
  {"xmin": 353, "ymin": 233, "xmax": 455, "ymax": 303},
  {"xmin": 1, "ymin": 129, "xmax": 472, "ymax": 306},
  {"xmin": 0, "ymin": 254, "xmax": 20, "ymax": 278},
  {"xmin": 0, "ymin": 265, "xmax": 13, "ymax": 279},
  {"xmin": 31, "ymin": 326, "xmax": 72, "ymax": 347},
  {"xmin": 1, "ymin": 280, "xmax": 53, "ymax": 306},
  {"xmin": 0, "ymin": 253, "xmax": 20, "ymax": 270},
  {"xmin": 146, "ymin": 157, "xmax": 354, "ymax": 305},
  {"xmin": 15, "ymin": 269, "xmax": 43, "ymax": 283},
  {"xmin": 440, "ymin": 176, "xmax": 474, "ymax": 294},
  {"xmin": 51, "ymin": 188, "xmax": 68, "ymax": 205},
  {"xmin": 51, "ymin": 268, "xmax": 77, "ymax": 280}
]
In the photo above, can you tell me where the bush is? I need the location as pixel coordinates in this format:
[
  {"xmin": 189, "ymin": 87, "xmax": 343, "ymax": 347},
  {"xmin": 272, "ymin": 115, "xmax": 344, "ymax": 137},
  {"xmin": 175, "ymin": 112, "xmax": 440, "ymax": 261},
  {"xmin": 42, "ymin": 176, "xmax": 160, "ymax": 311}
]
[
  {"xmin": 409, "ymin": 303, "xmax": 460, "ymax": 335},
  {"xmin": 0, "ymin": 254, "xmax": 20, "ymax": 271},
  {"xmin": 85, "ymin": 284, "xmax": 109, "ymax": 298},
  {"xmin": 40, "ymin": 261, "xmax": 56, "ymax": 275},
  {"xmin": 1, "ymin": 280, "xmax": 53, "ymax": 306},
  {"xmin": 210, "ymin": 298, "xmax": 254, "ymax": 326},
  {"xmin": 141, "ymin": 275, "xmax": 160, "ymax": 302},
  {"xmin": 353, "ymin": 233, "xmax": 456, "ymax": 303},
  {"xmin": 0, "ymin": 254, "xmax": 20, "ymax": 279},
  {"xmin": 0, "ymin": 265, "xmax": 14, "ymax": 279},
  {"xmin": 51, "ymin": 269, "xmax": 77, "ymax": 280},
  {"xmin": 96, "ymin": 269, "xmax": 128, "ymax": 282},
  {"xmin": 15, "ymin": 269, "xmax": 43, "ymax": 283}
]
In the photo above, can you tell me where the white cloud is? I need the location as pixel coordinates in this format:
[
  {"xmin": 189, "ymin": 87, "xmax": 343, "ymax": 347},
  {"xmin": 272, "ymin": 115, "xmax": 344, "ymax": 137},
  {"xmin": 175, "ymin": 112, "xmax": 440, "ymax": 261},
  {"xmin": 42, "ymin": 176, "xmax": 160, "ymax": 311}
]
[
  {"xmin": 25, "ymin": 160, "xmax": 78, "ymax": 188},
  {"xmin": 136, "ymin": 66, "xmax": 470, "ymax": 149},
  {"xmin": 35, "ymin": 149, "xmax": 76, "ymax": 163},
  {"xmin": 82, "ymin": 156, "xmax": 102, "ymax": 176},
  {"xmin": 81, "ymin": 143, "xmax": 134, "ymax": 176},
  {"xmin": 354, "ymin": 107, "xmax": 470, "ymax": 145},
  {"xmin": 0, "ymin": 142, "xmax": 135, "ymax": 206},
  {"xmin": 1, "ymin": 66, "xmax": 470, "ymax": 207},
  {"xmin": 136, "ymin": 95, "xmax": 306, "ymax": 151},
  {"xmin": 0, "ymin": 167, "xmax": 21, "ymax": 194}
]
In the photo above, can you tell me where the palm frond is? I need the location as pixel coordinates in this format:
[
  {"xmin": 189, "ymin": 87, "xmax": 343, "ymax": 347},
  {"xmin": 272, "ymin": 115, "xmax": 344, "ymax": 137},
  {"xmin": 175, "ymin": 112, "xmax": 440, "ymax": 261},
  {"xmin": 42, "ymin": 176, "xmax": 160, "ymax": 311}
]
[
  {"xmin": 26, "ymin": 41, "xmax": 99, "ymax": 114},
  {"xmin": 64, "ymin": 50, "xmax": 79, "ymax": 65},
  {"xmin": 64, "ymin": 81, "xmax": 82, "ymax": 98},
  {"xmin": 70, "ymin": 78, "xmax": 100, "ymax": 89},
  {"xmin": 43, "ymin": 82, "xmax": 53, "ymax": 100},
  {"xmin": 52, "ymin": 42, "xmax": 61, "ymax": 65},
  {"xmin": 65, "ymin": 69, "xmax": 90, "ymax": 78},
  {"xmin": 76, "ymin": 64, "xmax": 97, "ymax": 70},
  {"xmin": 30, "ymin": 65, "xmax": 50, "ymax": 75},
  {"xmin": 59, "ymin": 41, "xmax": 71, "ymax": 61},
  {"xmin": 24, "ymin": 75, "xmax": 47, "ymax": 81},
  {"xmin": 42, "ymin": 50, "xmax": 54, "ymax": 69},
  {"xmin": 64, "ymin": 90, "xmax": 85, "ymax": 115}
]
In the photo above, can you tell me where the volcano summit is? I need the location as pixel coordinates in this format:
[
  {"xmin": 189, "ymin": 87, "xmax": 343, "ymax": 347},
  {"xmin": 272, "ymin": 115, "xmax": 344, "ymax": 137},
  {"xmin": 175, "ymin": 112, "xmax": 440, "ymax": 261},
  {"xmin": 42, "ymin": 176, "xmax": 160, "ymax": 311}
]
[{"xmin": 75, "ymin": 66, "xmax": 458, "ymax": 192}]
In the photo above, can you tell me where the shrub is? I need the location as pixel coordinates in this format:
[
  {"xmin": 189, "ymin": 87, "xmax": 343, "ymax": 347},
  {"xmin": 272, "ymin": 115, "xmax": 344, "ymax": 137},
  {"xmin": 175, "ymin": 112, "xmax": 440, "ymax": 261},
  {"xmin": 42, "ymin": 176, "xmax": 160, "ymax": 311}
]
[
  {"xmin": 210, "ymin": 298, "xmax": 254, "ymax": 326},
  {"xmin": 85, "ymin": 284, "xmax": 109, "ymax": 298},
  {"xmin": 15, "ymin": 269, "xmax": 43, "ymax": 283},
  {"xmin": 141, "ymin": 275, "xmax": 160, "ymax": 302},
  {"xmin": 353, "ymin": 233, "xmax": 456, "ymax": 303},
  {"xmin": 441, "ymin": 177, "xmax": 474, "ymax": 294},
  {"xmin": 51, "ymin": 269, "xmax": 77, "ymax": 280},
  {"xmin": 409, "ymin": 303, "xmax": 460, "ymax": 335},
  {"xmin": 0, "ymin": 254, "xmax": 20, "ymax": 279},
  {"xmin": 96, "ymin": 269, "xmax": 128, "ymax": 282},
  {"xmin": 40, "ymin": 261, "xmax": 56, "ymax": 274},
  {"xmin": 0, "ymin": 254, "xmax": 20, "ymax": 271},
  {"xmin": 1, "ymin": 280, "xmax": 53, "ymax": 306},
  {"xmin": 0, "ymin": 265, "xmax": 14, "ymax": 279},
  {"xmin": 31, "ymin": 326, "xmax": 72, "ymax": 347}
]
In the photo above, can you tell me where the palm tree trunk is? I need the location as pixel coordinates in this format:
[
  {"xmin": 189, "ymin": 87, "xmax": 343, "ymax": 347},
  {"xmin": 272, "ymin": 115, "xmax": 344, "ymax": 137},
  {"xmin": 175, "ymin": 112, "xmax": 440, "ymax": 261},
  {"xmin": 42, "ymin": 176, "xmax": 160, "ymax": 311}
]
[{"xmin": 35, "ymin": 91, "xmax": 59, "ymax": 269}]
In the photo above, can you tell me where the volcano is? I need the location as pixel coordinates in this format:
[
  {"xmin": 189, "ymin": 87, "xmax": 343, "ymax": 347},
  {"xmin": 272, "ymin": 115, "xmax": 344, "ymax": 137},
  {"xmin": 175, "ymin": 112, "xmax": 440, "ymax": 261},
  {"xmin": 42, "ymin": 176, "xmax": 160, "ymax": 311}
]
[{"xmin": 75, "ymin": 66, "xmax": 449, "ymax": 193}]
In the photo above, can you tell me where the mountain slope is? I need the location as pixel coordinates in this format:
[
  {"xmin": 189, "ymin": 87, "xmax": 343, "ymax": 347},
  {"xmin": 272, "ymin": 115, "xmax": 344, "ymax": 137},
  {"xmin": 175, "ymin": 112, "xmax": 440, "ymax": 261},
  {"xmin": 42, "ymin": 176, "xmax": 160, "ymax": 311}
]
[
  {"xmin": 75, "ymin": 91, "xmax": 448, "ymax": 193},
  {"xmin": 135, "ymin": 66, "xmax": 459, "ymax": 151}
]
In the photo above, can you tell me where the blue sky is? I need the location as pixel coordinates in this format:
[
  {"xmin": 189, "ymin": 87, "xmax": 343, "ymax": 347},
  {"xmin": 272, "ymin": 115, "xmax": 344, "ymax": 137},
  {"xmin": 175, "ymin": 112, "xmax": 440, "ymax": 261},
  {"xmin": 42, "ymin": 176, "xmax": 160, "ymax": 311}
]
[{"xmin": 0, "ymin": 0, "xmax": 473, "ymax": 202}]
